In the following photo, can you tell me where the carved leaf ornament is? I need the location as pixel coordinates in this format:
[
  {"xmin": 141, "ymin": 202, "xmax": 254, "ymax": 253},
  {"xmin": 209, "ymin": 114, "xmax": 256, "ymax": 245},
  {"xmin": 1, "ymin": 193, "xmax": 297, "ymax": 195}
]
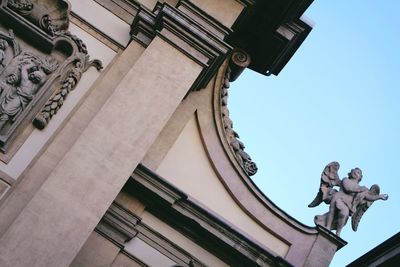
[{"xmin": 220, "ymin": 51, "xmax": 257, "ymax": 176}]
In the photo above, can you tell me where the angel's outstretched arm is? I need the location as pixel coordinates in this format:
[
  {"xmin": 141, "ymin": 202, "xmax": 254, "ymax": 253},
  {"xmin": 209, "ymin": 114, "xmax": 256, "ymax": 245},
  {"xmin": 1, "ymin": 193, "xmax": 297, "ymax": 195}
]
[{"xmin": 364, "ymin": 193, "xmax": 388, "ymax": 201}]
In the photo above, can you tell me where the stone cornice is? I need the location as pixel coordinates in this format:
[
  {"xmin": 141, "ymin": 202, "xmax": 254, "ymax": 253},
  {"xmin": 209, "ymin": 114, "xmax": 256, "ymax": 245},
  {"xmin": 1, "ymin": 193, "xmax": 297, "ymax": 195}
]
[
  {"xmin": 130, "ymin": 2, "xmax": 231, "ymax": 91},
  {"xmin": 95, "ymin": 201, "xmax": 139, "ymax": 247},
  {"xmin": 96, "ymin": 201, "xmax": 205, "ymax": 266},
  {"xmin": 130, "ymin": 164, "xmax": 292, "ymax": 267}
]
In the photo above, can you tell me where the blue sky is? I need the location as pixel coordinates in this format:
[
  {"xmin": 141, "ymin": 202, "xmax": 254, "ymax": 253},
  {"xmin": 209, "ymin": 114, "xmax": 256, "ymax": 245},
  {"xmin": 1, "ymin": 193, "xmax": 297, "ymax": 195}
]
[{"xmin": 229, "ymin": 1, "xmax": 400, "ymax": 266}]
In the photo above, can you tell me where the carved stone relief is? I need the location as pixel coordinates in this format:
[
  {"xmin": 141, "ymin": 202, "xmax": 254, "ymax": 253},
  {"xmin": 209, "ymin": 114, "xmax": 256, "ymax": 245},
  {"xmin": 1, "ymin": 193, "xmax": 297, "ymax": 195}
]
[
  {"xmin": 0, "ymin": 49, "xmax": 58, "ymax": 131},
  {"xmin": 220, "ymin": 51, "xmax": 257, "ymax": 176},
  {"xmin": 0, "ymin": 0, "xmax": 101, "ymax": 154}
]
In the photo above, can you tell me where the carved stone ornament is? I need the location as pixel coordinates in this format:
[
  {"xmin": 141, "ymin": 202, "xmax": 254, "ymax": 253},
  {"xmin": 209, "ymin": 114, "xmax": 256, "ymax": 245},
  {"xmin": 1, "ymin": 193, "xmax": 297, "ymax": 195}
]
[
  {"xmin": 0, "ymin": 0, "xmax": 102, "ymax": 153},
  {"xmin": 220, "ymin": 51, "xmax": 257, "ymax": 176},
  {"xmin": 308, "ymin": 162, "xmax": 389, "ymax": 236}
]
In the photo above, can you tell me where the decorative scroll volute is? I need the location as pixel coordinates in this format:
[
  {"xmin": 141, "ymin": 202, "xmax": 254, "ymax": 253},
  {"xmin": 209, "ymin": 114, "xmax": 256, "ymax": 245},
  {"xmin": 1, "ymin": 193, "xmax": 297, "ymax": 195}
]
[
  {"xmin": 220, "ymin": 50, "xmax": 258, "ymax": 176},
  {"xmin": 0, "ymin": 0, "xmax": 102, "ymax": 153},
  {"xmin": 229, "ymin": 49, "xmax": 251, "ymax": 82}
]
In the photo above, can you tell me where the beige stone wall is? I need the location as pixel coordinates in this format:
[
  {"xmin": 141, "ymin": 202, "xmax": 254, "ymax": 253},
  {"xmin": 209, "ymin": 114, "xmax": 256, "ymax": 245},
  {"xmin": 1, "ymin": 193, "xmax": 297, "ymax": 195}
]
[{"xmin": 156, "ymin": 114, "xmax": 289, "ymax": 257}]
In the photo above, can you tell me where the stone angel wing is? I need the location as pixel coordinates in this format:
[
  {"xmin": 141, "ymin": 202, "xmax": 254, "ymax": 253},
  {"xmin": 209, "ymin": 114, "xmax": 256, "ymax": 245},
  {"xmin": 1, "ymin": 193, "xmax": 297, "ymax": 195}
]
[
  {"xmin": 351, "ymin": 184, "xmax": 387, "ymax": 231},
  {"xmin": 308, "ymin": 161, "xmax": 341, "ymax": 207}
]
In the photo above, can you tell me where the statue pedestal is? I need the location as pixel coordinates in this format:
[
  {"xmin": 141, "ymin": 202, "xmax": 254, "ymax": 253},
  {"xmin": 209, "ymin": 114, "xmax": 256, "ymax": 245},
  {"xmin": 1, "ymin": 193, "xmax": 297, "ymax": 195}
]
[{"xmin": 304, "ymin": 225, "xmax": 347, "ymax": 267}]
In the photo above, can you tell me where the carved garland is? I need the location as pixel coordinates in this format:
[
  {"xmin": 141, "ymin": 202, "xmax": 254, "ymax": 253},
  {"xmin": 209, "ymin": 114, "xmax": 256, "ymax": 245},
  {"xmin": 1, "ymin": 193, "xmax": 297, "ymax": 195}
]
[
  {"xmin": 220, "ymin": 51, "xmax": 257, "ymax": 176},
  {"xmin": 33, "ymin": 56, "xmax": 102, "ymax": 129}
]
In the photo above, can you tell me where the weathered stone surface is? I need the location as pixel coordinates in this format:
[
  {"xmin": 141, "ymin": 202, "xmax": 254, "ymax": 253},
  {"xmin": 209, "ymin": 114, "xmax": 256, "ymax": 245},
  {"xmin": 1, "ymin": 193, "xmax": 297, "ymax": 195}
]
[
  {"xmin": 70, "ymin": 232, "xmax": 120, "ymax": 267},
  {"xmin": 0, "ymin": 178, "xmax": 9, "ymax": 199}
]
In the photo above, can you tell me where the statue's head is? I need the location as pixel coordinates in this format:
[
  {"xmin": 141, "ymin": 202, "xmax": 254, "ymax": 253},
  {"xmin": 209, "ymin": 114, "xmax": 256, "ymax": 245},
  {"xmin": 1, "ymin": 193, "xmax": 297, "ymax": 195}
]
[
  {"xmin": 6, "ymin": 73, "xmax": 19, "ymax": 85},
  {"xmin": 349, "ymin": 168, "xmax": 363, "ymax": 182},
  {"xmin": 28, "ymin": 70, "xmax": 46, "ymax": 84},
  {"xmin": 0, "ymin": 39, "xmax": 8, "ymax": 50}
]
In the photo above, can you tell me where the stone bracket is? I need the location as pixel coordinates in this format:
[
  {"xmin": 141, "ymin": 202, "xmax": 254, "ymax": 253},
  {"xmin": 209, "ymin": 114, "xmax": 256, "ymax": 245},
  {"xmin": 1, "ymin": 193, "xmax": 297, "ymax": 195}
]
[
  {"xmin": 130, "ymin": 2, "xmax": 231, "ymax": 91},
  {"xmin": 95, "ymin": 201, "xmax": 140, "ymax": 247}
]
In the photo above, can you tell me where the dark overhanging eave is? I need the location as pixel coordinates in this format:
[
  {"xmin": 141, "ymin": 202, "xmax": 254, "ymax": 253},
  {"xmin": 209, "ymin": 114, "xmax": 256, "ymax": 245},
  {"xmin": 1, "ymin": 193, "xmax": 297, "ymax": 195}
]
[{"xmin": 227, "ymin": 0, "xmax": 314, "ymax": 76}]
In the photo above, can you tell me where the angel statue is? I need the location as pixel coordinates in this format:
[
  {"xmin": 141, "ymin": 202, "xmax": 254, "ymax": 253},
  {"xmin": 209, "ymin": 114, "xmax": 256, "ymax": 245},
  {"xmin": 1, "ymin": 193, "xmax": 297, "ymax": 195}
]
[{"xmin": 308, "ymin": 162, "xmax": 388, "ymax": 236}]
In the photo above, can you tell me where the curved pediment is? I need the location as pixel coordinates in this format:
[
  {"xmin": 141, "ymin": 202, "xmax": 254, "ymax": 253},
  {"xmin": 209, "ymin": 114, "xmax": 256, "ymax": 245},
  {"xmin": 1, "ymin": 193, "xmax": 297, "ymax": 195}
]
[{"xmin": 142, "ymin": 51, "xmax": 345, "ymax": 266}]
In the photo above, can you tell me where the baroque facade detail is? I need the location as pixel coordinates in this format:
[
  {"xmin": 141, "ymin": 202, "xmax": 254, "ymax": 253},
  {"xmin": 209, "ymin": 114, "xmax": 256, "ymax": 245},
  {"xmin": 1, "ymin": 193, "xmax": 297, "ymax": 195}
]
[
  {"xmin": 220, "ymin": 51, "xmax": 257, "ymax": 176},
  {"xmin": 0, "ymin": 0, "xmax": 101, "ymax": 152},
  {"xmin": 33, "ymin": 53, "xmax": 102, "ymax": 129},
  {"xmin": 0, "ymin": 42, "xmax": 59, "ymax": 131},
  {"xmin": 7, "ymin": 0, "xmax": 69, "ymax": 36}
]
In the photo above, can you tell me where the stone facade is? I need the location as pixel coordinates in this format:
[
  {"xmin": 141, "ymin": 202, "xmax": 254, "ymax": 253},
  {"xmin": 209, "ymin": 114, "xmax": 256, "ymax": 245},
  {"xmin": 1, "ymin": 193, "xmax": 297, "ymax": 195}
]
[{"xmin": 0, "ymin": 1, "xmax": 346, "ymax": 266}]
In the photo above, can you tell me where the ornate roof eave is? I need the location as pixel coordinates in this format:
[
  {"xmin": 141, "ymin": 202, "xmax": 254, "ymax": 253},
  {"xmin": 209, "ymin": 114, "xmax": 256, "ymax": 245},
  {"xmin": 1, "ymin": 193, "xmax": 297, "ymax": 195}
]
[{"xmin": 228, "ymin": 0, "xmax": 314, "ymax": 76}]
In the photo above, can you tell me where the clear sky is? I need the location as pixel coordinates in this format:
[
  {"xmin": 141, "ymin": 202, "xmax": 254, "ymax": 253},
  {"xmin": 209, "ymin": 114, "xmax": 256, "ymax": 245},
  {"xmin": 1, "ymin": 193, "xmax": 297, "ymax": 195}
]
[{"xmin": 229, "ymin": 1, "xmax": 400, "ymax": 266}]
